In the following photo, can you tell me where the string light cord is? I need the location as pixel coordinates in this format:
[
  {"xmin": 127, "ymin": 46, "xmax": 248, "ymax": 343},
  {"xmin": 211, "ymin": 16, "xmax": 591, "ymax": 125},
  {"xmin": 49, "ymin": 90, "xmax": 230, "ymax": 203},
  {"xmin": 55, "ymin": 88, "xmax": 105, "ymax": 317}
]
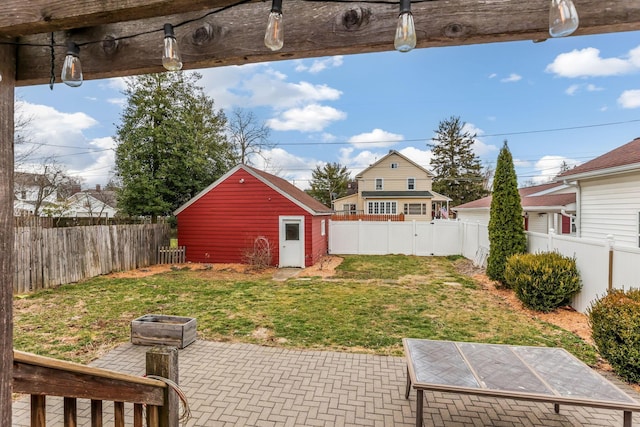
[
  {"xmin": 0, "ymin": 0, "xmax": 252, "ymax": 50},
  {"xmin": 145, "ymin": 375, "xmax": 192, "ymax": 423}
]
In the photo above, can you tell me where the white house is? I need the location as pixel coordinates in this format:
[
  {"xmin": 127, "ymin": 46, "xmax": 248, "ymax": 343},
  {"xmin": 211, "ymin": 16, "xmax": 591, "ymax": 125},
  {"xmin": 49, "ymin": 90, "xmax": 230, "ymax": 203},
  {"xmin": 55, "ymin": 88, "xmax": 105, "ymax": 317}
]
[
  {"xmin": 557, "ymin": 137, "xmax": 640, "ymax": 248},
  {"xmin": 453, "ymin": 182, "xmax": 576, "ymax": 234}
]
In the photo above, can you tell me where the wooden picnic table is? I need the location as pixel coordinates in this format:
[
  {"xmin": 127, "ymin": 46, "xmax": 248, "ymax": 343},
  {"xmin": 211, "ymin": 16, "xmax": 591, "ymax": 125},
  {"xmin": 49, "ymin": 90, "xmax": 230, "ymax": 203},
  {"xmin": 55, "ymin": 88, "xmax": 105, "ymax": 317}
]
[{"xmin": 403, "ymin": 339, "xmax": 640, "ymax": 427}]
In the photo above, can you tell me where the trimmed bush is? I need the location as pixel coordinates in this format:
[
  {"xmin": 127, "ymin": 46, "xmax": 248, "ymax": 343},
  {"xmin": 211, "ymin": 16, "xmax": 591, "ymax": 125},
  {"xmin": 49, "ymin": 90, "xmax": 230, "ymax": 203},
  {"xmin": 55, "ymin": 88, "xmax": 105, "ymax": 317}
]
[
  {"xmin": 504, "ymin": 252, "xmax": 582, "ymax": 312},
  {"xmin": 589, "ymin": 289, "xmax": 640, "ymax": 383}
]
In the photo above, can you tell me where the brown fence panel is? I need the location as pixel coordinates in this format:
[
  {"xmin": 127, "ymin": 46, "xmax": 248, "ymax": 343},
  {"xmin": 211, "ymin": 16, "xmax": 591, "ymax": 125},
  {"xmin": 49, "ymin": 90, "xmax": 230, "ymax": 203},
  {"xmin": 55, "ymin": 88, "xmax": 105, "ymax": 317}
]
[{"xmin": 14, "ymin": 224, "xmax": 170, "ymax": 293}]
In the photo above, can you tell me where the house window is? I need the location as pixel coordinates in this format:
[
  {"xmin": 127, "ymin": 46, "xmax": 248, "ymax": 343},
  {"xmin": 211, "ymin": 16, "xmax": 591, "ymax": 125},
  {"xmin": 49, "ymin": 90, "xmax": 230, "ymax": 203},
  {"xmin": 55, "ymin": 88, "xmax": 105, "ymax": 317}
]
[
  {"xmin": 321, "ymin": 220, "xmax": 326, "ymax": 236},
  {"xmin": 403, "ymin": 203, "xmax": 427, "ymax": 215},
  {"xmin": 375, "ymin": 178, "xmax": 383, "ymax": 190},
  {"xmin": 390, "ymin": 163, "xmax": 398, "ymax": 169},
  {"xmin": 342, "ymin": 203, "xmax": 357, "ymax": 214},
  {"xmin": 407, "ymin": 178, "xmax": 415, "ymax": 190},
  {"xmin": 367, "ymin": 201, "xmax": 397, "ymax": 215}
]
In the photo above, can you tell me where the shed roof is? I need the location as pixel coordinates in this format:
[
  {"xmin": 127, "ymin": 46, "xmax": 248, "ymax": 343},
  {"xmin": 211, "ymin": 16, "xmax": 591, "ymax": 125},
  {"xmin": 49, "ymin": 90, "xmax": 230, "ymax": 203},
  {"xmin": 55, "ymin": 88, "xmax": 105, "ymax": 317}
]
[{"xmin": 174, "ymin": 164, "xmax": 333, "ymax": 216}]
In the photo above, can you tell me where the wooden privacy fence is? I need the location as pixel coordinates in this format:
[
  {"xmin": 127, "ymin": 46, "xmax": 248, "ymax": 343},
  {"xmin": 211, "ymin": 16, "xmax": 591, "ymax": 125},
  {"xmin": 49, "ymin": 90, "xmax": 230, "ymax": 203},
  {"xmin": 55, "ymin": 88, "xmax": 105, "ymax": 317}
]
[{"xmin": 14, "ymin": 224, "xmax": 170, "ymax": 293}]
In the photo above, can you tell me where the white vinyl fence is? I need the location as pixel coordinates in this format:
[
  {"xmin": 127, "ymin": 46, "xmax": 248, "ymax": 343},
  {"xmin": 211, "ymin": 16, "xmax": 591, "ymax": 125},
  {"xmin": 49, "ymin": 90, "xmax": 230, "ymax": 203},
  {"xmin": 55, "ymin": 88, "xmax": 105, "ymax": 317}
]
[
  {"xmin": 329, "ymin": 220, "xmax": 640, "ymax": 313},
  {"xmin": 527, "ymin": 231, "xmax": 640, "ymax": 312},
  {"xmin": 329, "ymin": 220, "xmax": 462, "ymax": 256}
]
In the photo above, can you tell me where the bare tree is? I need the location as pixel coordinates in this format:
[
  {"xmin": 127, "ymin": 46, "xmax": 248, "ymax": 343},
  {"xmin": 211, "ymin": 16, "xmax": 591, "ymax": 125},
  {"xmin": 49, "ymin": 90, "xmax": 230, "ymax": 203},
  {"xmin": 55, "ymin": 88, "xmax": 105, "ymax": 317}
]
[
  {"xmin": 227, "ymin": 108, "xmax": 273, "ymax": 165},
  {"xmin": 14, "ymin": 100, "xmax": 39, "ymax": 168},
  {"xmin": 15, "ymin": 159, "xmax": 78, "ymax": 216}
]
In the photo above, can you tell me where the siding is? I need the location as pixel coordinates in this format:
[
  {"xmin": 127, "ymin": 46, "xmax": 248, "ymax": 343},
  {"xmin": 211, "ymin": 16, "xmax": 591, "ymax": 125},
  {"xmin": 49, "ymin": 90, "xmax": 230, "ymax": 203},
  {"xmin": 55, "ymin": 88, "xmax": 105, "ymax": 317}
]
[
  {"xmin": 309, "ymin": 216, "xmax": 328, "ymax": 266},
  {"xmin": 359, "ymin": 154, "xmax": 432, "ymax": 192},
  {"xmin": 579, "ymin": 172, "xmax": 640, "ymax": 247},
  {"xmin": 456, "ymin": 211, "xmax": 490, "ymax": 225},
  {"xmin": 177, "ymin": 168, "xmax": 312, "ymax": 265},
  {"xmin": 528, "ymin": 214, "xmax": 548, "ymax": 234}
]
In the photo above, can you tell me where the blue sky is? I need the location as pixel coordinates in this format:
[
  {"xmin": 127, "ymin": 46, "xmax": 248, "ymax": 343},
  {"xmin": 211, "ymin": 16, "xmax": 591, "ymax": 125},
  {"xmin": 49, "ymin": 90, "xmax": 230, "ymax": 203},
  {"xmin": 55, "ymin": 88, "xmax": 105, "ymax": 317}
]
[{"xmin": 15, "ymin": 29, "xmax": 640, "ymax": 190}]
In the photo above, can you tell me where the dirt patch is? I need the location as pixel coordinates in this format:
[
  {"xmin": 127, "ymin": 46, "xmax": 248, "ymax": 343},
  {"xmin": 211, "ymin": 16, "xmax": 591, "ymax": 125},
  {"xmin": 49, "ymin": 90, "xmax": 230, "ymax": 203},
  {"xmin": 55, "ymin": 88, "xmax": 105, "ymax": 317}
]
[
  {"xmin": 453, "ymin": 258, "xmax": 593, "ymax": 345},
  {"xmin": 298, "ymin": 255, "xmax": 343, "ymax": 278}
]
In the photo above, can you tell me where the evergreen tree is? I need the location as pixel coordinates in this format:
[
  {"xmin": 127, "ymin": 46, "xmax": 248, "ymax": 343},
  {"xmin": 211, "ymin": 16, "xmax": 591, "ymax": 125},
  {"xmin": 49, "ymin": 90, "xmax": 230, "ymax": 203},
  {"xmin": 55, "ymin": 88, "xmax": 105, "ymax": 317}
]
[
  {"xmin": 486, "ymin": 141, "xmax": 527, "ymax": 283},
  {"xmin": 429, "ymin": 116, "xmax": 489, "ymax": 206},
  {"xmin": 114, "ymin": 72, "xmax": 235, "ymax": 220},
  {"xmin": 308, "ymin": 162, "xmax": 351, "ymax": 207}
]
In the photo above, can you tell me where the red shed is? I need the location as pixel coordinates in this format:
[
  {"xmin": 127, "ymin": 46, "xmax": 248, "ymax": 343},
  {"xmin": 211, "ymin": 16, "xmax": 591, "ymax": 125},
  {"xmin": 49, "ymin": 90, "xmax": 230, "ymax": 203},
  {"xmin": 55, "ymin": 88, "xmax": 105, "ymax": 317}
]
[{"xmin": 174, "ymin": 164, "xmax": 333, "ymax": 267}]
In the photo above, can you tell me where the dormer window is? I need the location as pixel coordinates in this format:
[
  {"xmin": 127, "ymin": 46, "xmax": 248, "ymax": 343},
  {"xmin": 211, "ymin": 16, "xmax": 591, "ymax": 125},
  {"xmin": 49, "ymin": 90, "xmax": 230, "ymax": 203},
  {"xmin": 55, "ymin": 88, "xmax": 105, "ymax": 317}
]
[
  {"xmin": 375, "ymin": 178, "xmax": 383, "ymax": 190},
  {"xmin": 390, "ymin": 163, "xmax": 398, "ymax": 169}
]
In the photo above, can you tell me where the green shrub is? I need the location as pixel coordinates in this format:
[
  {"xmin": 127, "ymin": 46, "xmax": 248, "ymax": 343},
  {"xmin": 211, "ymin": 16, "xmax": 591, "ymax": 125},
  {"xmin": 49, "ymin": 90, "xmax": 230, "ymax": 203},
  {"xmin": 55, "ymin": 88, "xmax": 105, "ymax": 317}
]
[
  {"xmin": 588, "ymin": 289, "xmax": 640, "ymax": 383},
  {"xmin": 504, "ymin": 252, "xmax": 582, "ymax": 312}
]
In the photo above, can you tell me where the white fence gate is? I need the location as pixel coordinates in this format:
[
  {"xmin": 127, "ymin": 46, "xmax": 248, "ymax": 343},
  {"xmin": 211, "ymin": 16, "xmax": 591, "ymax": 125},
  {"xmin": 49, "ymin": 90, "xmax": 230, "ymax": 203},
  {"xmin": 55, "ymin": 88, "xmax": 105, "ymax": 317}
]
[{"xmin": 329, "ymin": 220, "xmax": 462, "ymax": 256}]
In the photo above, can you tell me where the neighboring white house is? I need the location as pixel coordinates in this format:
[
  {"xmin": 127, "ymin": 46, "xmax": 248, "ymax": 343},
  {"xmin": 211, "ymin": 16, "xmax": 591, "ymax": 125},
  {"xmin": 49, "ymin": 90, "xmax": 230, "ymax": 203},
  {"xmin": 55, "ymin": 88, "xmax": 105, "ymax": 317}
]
[
  {"xmin": 556, "ymin": 137, "xmax": 640, "ymax": 248},
  {"xmin": 453, "ymin": 182, "xmax": 576, "ymax": 234},
  {"xmin": 62, "ymin": 192, "xmax": 118, "ymax": 219},
  {"xmin": 13, "ymin": 172, "xmax": 58, "ymax": 216}
]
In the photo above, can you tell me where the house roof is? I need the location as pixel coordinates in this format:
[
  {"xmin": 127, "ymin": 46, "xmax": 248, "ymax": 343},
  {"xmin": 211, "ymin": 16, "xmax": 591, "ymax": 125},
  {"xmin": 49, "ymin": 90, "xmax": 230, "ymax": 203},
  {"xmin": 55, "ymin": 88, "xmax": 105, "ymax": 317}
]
[
  {"xmin": 355, "ymin": 150, "xmax": 434, "ymax": 178},
  {"xmin": 174, "ymin": 164, "xmax": 333, "ymax": 216},
  {"xmin": 361, "ymin": 191, "xmax": 433, "ymax": 198},
  {"xmin": 452, "ymin": 182, "xmax": 576, "ymax": 211},
  {"xmin": 558, "ymin": 137, "xmax": 640, "ymax": 180}
]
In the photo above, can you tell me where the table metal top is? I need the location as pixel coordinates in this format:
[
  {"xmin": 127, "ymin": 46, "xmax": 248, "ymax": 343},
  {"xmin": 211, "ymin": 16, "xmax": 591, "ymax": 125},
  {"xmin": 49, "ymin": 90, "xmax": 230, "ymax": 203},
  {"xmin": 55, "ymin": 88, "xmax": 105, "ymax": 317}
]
[{"xmin": 403, "ymin": 338, "xmax": 640, "ymax": 411}]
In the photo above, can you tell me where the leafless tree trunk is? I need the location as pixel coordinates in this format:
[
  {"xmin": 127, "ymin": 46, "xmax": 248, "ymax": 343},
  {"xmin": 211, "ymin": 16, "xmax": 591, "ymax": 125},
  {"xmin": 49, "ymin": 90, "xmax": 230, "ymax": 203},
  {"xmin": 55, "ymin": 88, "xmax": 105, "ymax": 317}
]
[{"xmin": 227, "ymin": 108, "xmax": 273, "ymax": 165}]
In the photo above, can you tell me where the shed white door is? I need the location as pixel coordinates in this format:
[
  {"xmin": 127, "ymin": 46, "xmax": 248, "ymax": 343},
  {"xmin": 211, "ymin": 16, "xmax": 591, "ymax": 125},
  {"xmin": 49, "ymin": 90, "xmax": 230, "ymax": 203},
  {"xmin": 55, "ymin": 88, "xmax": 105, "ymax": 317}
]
[{"xmin": 279, "ymin": 216, "xmax": 305, "ymax": 268}]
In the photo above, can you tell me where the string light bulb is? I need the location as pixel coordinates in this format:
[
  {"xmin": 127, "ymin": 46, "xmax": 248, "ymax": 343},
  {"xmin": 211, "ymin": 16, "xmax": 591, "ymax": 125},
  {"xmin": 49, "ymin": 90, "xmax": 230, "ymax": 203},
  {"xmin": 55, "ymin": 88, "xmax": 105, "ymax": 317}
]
[
  {"xmin": 61, "ymin": 42, "xmax": 83, "ymax": 87},
  {"xmin": 549, "ymin": 0, "xmax": 579, "ymax": 37},
  {"xmin": 162, "ymin": 24, "xmax": 183, "ymax": 71},
  {"xmin": 394, "ymin": 0, "xmax": 417, "ymax": 53},
  {"xmin": 264, "ymin": 0, "xmax": 284, "ymax": 51}
]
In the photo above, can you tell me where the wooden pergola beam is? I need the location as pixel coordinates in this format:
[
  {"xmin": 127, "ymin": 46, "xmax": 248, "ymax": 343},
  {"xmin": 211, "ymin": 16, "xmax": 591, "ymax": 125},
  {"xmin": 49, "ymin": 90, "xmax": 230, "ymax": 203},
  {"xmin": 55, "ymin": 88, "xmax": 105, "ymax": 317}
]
[
  {"xmin": 0, "ymin": 0, "xmax": 260, "ymax": 37},
  {"xmin": 13, "ymin": 0, "xmax": 640, "ymax": 86}
]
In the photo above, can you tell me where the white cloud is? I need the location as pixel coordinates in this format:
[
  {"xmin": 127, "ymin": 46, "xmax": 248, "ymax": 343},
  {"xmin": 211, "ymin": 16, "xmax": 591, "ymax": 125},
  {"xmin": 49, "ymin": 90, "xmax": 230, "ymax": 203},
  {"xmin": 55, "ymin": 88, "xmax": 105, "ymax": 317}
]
[
  {"xmin": 199, "ymin": 64, "xmax": 342, "ymax": 111},
  {"xmin": 107, "ymin": 98, "xmax": 126, "ymax": 107},
  {"xmin": 249, "ymin": 148, "xmax": 319, "ymax": 190},
  {"xmin": 618, "ymin": 90, "xmax": 640, "ymax": 108},
  {"xmin": 460, "ymin": 123, "xmax": 497, "ymax": 156},
  {"xmin": 500, "ymin": 73, "xmax": 522, "ymax": 83},
  {"xmin": 103, "ymin": 77, "xmax": 127, "ymax": 91},
  {"xmin": 295, "ymin": 56, "xmax": 344, "ymax": 74},
  {"xmin": 14, "ymin": 101, "xmax": 114, "ymax": 187},
  {"xmin": 348, "ymin": 128, "xmax": 404, "ymax": 148},
  {"xmin": 513, "ymin": 159, "xmax": 532, "ymax": 168},
  {"xmin": 546, "ymin": 47, "xmax": 637, "ymax": 78},
  {"xmin": 566, "ymin": 83, "xmax": 604, "ymax": 96},
  {"xmin": 530, "ymin": 155, "xmax": 580, "ymax": 184},
  {"xmin": 267, "ymin": 104, "xmax": 346, "ymax": 132},
  {"xmin": 565, "ymin": 84, "xmax": 580, "ymax": 96},
  {"xmin": 488, "ymin": 73, "xmax": 497, "ymax": 79},
  {"xmin": 321, "ymin": 133, "xmax": 337, "ymax": 142},
  {"xmin": 399, "ymin": 147, "xmax": 433, "ymax": 170}
]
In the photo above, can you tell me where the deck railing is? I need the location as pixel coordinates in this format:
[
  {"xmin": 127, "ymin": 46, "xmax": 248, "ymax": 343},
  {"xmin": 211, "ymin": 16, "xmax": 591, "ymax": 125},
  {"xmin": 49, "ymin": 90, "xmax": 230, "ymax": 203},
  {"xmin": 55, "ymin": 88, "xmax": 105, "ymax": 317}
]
[{"xmin": 13, "ymin": 349, "xmax": 173, "ymax": 427}]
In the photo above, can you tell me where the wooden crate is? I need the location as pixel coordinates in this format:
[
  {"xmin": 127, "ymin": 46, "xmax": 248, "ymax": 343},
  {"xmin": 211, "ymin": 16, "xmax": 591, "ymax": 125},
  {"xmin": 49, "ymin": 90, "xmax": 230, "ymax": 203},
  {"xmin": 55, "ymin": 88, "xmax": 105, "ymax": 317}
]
[{"xmin": 131, "ymin": 314, "xmax": 197, "ymax": 348}]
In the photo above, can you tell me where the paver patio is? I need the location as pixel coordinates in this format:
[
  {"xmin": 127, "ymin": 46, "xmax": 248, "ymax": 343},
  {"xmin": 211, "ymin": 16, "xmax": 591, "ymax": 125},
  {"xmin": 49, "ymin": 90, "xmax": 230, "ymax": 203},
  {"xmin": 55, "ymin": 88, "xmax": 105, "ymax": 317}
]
[{"xmin": 12, "ymin": 340, "xmax": 640, "ymax": 426}]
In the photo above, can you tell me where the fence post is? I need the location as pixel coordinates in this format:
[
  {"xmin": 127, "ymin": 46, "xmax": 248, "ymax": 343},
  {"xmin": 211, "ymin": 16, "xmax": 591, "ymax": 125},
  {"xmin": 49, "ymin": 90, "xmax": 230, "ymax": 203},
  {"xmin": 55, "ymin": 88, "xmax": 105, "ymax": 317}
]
[
  {"xmin": 606, "ymin": 234, "xmax": 615, "ymax": 291},
  {"xmin": 548, "ymin": 228, "xmax": 555, "ymax": 252},
  {"xmin": 146, "ymin": 347, "xmax": 179, "ymax": 427}
]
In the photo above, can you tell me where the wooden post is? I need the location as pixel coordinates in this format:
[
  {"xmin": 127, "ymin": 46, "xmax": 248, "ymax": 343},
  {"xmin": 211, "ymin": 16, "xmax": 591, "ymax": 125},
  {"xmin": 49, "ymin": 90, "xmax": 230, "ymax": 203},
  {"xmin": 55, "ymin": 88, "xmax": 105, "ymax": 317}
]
[
  {"xmin": 146, "ymin": 347, "xmax": 179, "ymax": 427},
  {"xmin": 606, "ymin": 234, "xmax": 615, "ymax": 291},
  {"xmin": 0, "ymin": 39, "xmax": 16, "ymax": 427}
]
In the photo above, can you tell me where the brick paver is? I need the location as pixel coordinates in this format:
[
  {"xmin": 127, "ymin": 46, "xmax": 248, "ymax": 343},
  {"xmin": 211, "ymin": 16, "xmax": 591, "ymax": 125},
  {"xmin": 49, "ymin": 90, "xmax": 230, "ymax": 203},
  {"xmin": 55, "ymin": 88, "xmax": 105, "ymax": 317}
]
[{"xmin": 12, "ymin": 341, "xmax": 640, "ymax": 426}]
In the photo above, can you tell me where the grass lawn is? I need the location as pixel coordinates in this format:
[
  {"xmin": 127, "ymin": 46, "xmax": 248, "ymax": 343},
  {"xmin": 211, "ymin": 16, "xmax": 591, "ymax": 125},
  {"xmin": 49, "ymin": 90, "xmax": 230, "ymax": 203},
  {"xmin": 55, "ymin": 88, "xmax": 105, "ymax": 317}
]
[{"xmin": 13, "ymin": 255, "xmax": 597, "ymax": 366}]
